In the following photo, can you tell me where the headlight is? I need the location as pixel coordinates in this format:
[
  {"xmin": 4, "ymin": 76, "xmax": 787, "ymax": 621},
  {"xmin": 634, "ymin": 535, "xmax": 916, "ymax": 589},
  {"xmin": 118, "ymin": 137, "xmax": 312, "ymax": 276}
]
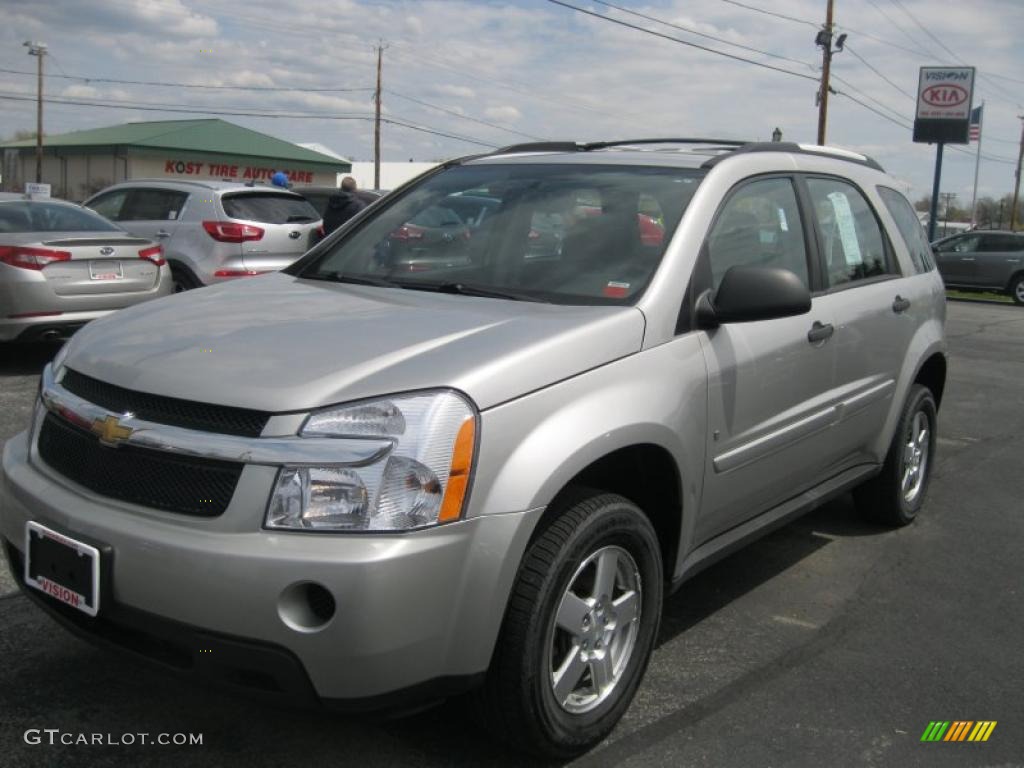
[{"xmin": 266, "ymin": 390, "xmax": 476, "ymax": 532}]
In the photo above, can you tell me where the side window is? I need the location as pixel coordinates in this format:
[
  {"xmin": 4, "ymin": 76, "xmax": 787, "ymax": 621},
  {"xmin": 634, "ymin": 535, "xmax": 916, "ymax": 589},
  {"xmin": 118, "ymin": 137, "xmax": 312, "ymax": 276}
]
[
  {"xmin": 981, "ymin": 234, "xmax": 1024, "ymax": 252},
  {"xmin": 86, "ymin": 189, "xmax": 129, "ymax": 220},
  {"xmin": 806, "ymin": 178, "xmax": 892, "ymax": 288},
  {"xmin": 877, "ymin": 186, "xmax": 934, "ymax": 273},
  {"xmin": 940, "ymin": 234, "xmax": 981, "ymax": 253},
  {"xmin": 706, "ymin": 177, "xmax": 808, "ymax": 289},
  {"xmin": 122, "ymin": 189, "xmax": 189, "ymax": 221}
]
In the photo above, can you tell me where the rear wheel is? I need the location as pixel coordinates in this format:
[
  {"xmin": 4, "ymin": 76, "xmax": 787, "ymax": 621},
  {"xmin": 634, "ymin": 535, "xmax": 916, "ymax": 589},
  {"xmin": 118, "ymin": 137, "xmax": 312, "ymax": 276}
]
[
  {"xmin": 1009, "ymin": 274, "xmax": 1024, "ymax": 306},
  {"xmin": 171, "ymin": 264, "xmax": 200, "ymax": 293},
  {"xmin": 475, "ymin": 491, "xmax": 663, "ymax": 758},
  {"xmin": 854, "ymin": 384, "xmax": 937, "ymax": 526}
]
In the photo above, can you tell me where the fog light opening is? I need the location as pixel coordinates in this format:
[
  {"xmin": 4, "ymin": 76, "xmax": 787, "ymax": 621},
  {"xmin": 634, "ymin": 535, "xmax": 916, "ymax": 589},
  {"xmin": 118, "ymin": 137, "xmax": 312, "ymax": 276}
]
[{"xmin": 278, "ymin": 582, "xmax": 336, "ymax": 633}]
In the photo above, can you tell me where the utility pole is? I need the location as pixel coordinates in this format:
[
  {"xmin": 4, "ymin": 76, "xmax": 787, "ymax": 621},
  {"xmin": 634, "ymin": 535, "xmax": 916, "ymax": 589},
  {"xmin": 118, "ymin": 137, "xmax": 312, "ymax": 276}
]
[
  {"xmin": 939, "ymin": 192, "xmax": 957, "ymax": 238},
  {"xmin": 373, "ymin": 42, "xmax": 384, "ymax": 191},
  {"xmin": 814, "ymin": 1, "xmax": 846, "ymax": 145},
  {"xmin": 1011, "ymin": 115, "xmax": 1024, "ymax": 231},
  {"xmin": 24, "ymin": 40, "xmax": 47, "ymax": 184}
]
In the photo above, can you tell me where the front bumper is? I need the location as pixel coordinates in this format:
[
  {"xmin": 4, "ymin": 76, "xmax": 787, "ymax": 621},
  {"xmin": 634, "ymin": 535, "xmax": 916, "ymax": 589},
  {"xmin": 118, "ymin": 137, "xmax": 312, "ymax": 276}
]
[{"xmin": 1, "ymin": 430, "xmax": 542, "ymax": 704}]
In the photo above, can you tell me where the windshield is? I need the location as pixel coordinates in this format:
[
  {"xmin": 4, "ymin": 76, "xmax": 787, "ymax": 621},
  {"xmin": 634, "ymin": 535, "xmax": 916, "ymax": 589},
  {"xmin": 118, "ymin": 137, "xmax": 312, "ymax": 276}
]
[
  {"xmin": 295, "ymin": 163, "xmax": 704, "ymax": 305},
  {"xmin": 0, "ymin": 201, "xmax": 121, "ymax": 233}
]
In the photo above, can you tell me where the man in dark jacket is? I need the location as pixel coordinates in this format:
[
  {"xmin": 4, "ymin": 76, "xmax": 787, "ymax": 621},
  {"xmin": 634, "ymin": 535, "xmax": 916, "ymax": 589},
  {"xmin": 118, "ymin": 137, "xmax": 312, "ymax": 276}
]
[{"xmin": 322, "ymin": 177, "xmax": 368, "ymax": 234}]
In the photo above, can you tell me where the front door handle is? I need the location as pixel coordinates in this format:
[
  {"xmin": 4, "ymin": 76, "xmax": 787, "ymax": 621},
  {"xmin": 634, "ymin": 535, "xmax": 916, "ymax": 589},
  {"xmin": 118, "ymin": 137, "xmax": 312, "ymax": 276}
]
[
  {"xmin": 892, "ymin": 295, "xmax": 911, "ymax": 314},
  {"xmin": 960, "ymin": 256, "xmax": 975, "ymax": 261},
  {"xmin": 155, "ymin": 230, "xmax": 171, "ymax": 238},
  {"xmin": 807, "ymin": 321, "xmax": 834, "ymax": 344}
]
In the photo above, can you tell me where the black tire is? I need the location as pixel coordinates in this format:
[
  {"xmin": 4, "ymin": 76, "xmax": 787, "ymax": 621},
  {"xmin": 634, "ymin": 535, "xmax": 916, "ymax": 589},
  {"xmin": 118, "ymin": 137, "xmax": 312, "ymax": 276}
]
[
  {"xmin": 171, "ymin": 264, "xmax": 200, "ymax": 293},
  {"xmin": 854, "ymin": 384, "xmax": 937, "ymax": 526},
  {"xmin": 475, "ymin": 490, "xmax": 663, "ymax": 759},
  {"xmin": 1009, "ymin": 274, "xmax": 1024, "ymax": 306}
]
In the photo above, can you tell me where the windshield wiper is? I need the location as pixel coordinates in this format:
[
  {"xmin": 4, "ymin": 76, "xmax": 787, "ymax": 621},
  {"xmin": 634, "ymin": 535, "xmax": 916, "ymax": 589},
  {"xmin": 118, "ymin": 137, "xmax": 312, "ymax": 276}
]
[
  {"xmin": 303, "ymin": 271, "xmax": 401, "ymax": 288},
  {"xmin": 420, "ymin": 282, "xmax": 548, "ymax": 303}
]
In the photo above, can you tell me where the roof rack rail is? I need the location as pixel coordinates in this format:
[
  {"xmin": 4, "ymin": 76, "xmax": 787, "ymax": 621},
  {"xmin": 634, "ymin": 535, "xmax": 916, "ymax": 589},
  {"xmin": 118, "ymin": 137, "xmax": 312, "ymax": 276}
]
[
  {"xmin": 492, "ymin": 138, "xmax": 751, "ymax": 156},
  {"xmin": 583, "ymin": 137, "xmax": 750, "ymax": 150},
  {"xmin": 700, "ymin": 142, "xmax": 885, "ymax": 172}
]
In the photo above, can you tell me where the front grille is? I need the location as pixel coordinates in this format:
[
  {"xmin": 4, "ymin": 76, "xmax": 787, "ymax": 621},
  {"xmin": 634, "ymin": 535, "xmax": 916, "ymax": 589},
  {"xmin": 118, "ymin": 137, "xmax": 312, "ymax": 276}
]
[
  {"xmin": 37, "ymin": 413, "xmax": 242, "ymax": 517},
  {"xmin": 61, "ymin": 369, "xmax": 270, "ymax": 437}
]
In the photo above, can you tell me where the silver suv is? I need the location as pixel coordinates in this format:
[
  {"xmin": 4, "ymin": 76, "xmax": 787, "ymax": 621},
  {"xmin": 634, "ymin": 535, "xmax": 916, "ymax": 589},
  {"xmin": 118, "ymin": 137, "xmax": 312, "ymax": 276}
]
[
  {"xmin": 83, "ymin": 180, "xmax": 321, "ymax": 291},
  {"xmin": 1, "ymin": 140, "xmax": 947, "ymax": 758}
]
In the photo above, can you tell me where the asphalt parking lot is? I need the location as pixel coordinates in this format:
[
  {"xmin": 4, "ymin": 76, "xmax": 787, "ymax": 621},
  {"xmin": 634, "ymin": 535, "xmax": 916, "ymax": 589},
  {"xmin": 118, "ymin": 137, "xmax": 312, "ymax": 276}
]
[{"xmin": 0, "ymin": 299, "xmax": 1022, "ymax": 767}]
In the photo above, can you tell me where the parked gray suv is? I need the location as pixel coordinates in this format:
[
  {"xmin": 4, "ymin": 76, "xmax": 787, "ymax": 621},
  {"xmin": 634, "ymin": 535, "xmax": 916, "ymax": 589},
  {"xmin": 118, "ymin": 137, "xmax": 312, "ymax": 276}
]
[
  {"xmin": 1, "ymin": 140, "xmax": 947, "ymax": 758},
  {"xmin": 932, "ymin": 229, "xmax": 1024, "ymax": 304},
  {"xmin": 84, "ymin": 180, "xmax": 321, "ymax": 291}
]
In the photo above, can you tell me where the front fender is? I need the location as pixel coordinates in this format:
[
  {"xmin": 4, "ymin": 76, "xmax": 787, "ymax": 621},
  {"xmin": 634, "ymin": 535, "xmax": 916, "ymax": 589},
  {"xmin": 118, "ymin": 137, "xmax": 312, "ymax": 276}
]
[{"xmin": 469, "ymin": 334, "xmax": 708, "ymax": 577}]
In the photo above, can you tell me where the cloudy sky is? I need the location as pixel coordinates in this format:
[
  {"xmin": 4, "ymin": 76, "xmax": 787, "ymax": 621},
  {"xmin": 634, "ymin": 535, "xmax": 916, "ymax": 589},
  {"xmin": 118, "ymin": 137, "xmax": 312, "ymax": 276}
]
[{"xmin": 2, "ymin": 0, "xmax": 1022, "ymax": 202}]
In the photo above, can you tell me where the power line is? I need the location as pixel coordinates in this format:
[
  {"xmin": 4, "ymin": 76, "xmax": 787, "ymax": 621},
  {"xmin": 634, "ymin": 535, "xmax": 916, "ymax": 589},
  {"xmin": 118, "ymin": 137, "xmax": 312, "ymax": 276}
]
[
  {"xmin": 715, "ymin": 0, "xmax": 817, "ymax": 28},
  {"xmin": 843, "ymin": 45, "xmax": 916, "ymax": 102},
  {"xmin": 545, "ymin": 0, "xmax": 819, "ymax": 82},
  {"xmin": 591, "ymin": 0, "xmax": 815, "ymax": 70},
  {"xmin": 0, "ymin": 92, "xmax": 500, "ymax": 148},
  {"xmin": 385, "ymin": 89, "xmax": 545, "ymax": 141},
  {"xmin": 0, "ymin": 67, "xmax": 374, "ymax": 92}
]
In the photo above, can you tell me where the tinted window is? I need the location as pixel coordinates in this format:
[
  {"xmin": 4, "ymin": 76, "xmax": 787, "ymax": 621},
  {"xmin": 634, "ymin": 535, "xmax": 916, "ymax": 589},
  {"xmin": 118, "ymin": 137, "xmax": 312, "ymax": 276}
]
[
  {"xmin": 299, "ymin": 163, "xmax": 704, "ymax": 305},
  {"xmin": 222, "ymin": 193, "xmax": 319, "ymax": 224},
  {"xmin": 936, "ymin": 234, "xmax": 981, "ymax": 253},
  {"xmin": 123, "ymin": 189, "xmax": 189, "ymax": 221},
  {"xmin": 878, "ymin": 186, "xmax": 934, "ymax": 273},
  {"xmin": 0, "ymin": 201, "xmax": 121, "ymax": 233},
  {"xmin": 980, "ymin": 234, "xmax": 1024, "ymax": 252},
  {"xmin": 806, "ymin": 178, "xmax": 892, "ymax": 287},
  {"xmin": 706, "ymin": 177, "xmax": 809, "ymax": 288},
  {"xmin": 86, "ymin": 189, "xmax": 129, "ymax": 220}
]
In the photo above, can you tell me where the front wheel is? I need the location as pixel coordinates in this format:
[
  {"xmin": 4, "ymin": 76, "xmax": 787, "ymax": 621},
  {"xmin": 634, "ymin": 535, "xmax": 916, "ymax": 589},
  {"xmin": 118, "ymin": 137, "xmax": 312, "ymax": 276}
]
[
  {"xmin": 854, "ymin": 384, "xmax": 937, "ymax": 526},
  {"xmin": 1009, "ymin": 274, "xmax": 1024, "ymax": 306},
  {"xmin": 475, "ymin": 491, "xmax": 663, "ymax": 758}
]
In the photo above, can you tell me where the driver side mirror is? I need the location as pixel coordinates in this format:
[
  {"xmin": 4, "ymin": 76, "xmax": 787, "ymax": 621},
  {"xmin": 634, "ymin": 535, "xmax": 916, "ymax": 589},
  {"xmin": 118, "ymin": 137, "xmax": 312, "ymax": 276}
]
[{"xmin": 696, "ymin": 266, "xmax": 811, "ymax": 328}]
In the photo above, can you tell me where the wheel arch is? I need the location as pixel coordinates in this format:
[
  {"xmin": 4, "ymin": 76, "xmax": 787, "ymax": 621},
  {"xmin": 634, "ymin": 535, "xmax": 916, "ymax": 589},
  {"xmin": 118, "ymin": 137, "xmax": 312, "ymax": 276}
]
[{"xmin": 913, "ymin": 351, "xmax": 947, "ymax": 410}]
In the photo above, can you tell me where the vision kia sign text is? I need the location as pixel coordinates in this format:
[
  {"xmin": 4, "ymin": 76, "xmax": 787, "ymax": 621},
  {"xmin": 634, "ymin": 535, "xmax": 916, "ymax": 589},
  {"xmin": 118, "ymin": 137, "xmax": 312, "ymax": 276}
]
[{"xmin": 913, "ymin": 66, "xmax": 975, "ymax": 144}]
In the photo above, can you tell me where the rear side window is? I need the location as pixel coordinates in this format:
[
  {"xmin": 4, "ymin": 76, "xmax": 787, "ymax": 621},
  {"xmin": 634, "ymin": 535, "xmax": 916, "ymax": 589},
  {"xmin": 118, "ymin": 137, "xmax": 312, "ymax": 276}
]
[
  {"xmin": 86, "ymin": 189, "xmax": 129, "ymax": 220},
  {"xmin": 123, "ymin": 189, "xmax": 189, "ymax": 221},
  {"xmin": 706, "ymin": 177, "xmax": 809, "ymax": 289},
  {"xmin": 980, "ymin": 234, "xmax": 1024, "ymax": 252},
  {"xmin": 0, "ymin": 202, "xmax": 120, "ymax": 233},
  {"xmin": 878, "ymin": 186, "xmax": 935, "ymax": 273},
  {"xmin": 221, "ymin": 193, "xmax": 319, "ymax": 224},
  {"xmin": 806, "ymin": 178, "xmax": 893, "ymax": 288}
]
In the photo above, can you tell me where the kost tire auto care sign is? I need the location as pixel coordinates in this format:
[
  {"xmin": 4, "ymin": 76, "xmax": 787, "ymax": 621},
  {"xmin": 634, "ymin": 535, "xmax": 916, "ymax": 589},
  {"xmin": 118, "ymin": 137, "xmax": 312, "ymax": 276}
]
[{"xmin": 913, "ymin": 66, "xmax": 975, "ymax": 144}]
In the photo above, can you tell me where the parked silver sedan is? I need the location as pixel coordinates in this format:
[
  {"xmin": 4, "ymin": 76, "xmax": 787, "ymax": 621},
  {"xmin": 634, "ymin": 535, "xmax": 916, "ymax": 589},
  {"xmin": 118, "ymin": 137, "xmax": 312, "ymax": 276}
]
[{"xmin": 0, "ymin": 194, "xmax": 171, "ymax": 342}]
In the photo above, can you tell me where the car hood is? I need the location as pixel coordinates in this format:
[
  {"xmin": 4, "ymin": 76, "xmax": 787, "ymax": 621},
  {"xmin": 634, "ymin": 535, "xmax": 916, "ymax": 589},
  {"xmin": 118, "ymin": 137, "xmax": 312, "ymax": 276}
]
[{"xmin": 62, "ymin": 272, "xmax": 646, "ymax": 412}]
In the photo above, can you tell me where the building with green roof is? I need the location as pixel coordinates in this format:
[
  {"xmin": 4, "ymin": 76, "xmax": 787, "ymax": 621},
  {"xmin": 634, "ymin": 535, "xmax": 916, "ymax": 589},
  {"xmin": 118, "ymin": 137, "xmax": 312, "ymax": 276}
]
[{"xmin": 1, "ymin": 119, "xmax": 350, "ymax": 200}]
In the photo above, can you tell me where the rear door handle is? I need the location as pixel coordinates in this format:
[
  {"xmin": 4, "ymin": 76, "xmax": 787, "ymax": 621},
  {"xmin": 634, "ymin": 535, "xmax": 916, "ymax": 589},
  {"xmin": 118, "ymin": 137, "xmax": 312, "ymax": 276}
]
[
  {"xmin": 892, "ymin": 295, "xmax": 911, "ymax": 314},
  {"xmin": 807, "ymin": 321, "xmax": 834, "ymax": 344},
  {"xmin": 960, "ymin": 257, "xmax": 975, "ymax": 261},
  {"xmin": 155, "ymin": 230, "xmax": 171, "ymax": 238}
]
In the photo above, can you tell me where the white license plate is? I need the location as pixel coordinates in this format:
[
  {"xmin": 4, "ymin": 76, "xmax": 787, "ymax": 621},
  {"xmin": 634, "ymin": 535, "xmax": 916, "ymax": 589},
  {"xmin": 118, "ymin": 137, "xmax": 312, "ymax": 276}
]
[
  {"xmin": 24, "ymin": 521, "xmax": 100, "ymax": 617},
  {"xmin": 89, "ymin": 260, "xmax": 123, "ymax": 280}
]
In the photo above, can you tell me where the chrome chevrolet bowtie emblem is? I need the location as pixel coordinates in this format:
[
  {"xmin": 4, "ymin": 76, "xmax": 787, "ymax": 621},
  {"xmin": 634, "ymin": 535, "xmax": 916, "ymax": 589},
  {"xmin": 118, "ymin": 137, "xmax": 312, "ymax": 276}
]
[
  {"xmin": 99, "ymin": 246, "xmax": 115, "ymax": 256},
  {"xmin": 91, "ymin": 415, "xmax": 133, "ymax": 446}
]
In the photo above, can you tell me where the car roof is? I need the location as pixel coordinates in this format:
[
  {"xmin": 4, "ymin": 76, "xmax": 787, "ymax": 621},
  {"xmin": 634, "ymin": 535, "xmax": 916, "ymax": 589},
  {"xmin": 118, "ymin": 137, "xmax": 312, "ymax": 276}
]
[
  {"xmin": 93, "ymin": 179, "xmax": 306, "ymax": 196},
  {"xmin": 0, "ymin": 194, "xmax": 77, "ymax": 206},
  {"xmin": 463, "ymin": 139, "xmax": 885, "ymax": 174}
]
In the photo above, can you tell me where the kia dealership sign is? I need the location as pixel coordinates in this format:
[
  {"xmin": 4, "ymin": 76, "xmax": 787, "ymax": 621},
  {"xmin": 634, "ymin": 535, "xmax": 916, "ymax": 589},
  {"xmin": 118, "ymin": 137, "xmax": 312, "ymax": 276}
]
[{"xmin": 913, "ymin": 66, "xmax": 975, "ymax": 144}]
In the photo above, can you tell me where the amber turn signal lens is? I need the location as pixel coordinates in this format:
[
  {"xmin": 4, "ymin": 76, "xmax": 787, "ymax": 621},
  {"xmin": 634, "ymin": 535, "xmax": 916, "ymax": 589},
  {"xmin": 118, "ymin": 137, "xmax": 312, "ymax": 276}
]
[{"xmin": 438, "ymin": 417, "xmax": 475, "ymax": 523}]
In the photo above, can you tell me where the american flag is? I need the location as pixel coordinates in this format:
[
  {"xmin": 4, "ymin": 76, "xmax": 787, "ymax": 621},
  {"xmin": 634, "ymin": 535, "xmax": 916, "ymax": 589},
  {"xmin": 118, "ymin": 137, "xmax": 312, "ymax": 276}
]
[{"xmin": 969, "ymin": 105, "xmax": 983, "ymax": 142}]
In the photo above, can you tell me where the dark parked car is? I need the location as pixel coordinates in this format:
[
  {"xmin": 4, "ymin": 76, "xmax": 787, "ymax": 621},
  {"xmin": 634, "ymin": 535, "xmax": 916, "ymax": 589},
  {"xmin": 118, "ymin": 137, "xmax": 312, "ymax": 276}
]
[
  {"xmin": 932, "ymin": 230, "xmax": 1024, "ymax": 304},
  {"xmin": 295, "ymin": 186, "xmax": 382, "ymax": 218}
]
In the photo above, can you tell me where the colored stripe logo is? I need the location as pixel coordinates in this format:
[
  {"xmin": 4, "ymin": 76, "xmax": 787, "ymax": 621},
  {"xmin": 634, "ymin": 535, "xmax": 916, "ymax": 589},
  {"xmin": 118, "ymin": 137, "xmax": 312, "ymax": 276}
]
[{"xmin": 920, "ymin": 721, "xmax": 997, "ymax": 742}]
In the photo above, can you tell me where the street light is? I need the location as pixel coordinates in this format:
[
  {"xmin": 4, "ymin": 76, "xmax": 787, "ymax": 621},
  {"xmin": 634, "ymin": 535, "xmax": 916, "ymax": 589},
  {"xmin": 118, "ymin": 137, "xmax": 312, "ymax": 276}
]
[
  {"xmin": 772, "ymin": 127, "xmax": 783, "ymax": 143},
  {"xmin": 24, "ymin": 40, "xmax": 47, "ymax": 184}
]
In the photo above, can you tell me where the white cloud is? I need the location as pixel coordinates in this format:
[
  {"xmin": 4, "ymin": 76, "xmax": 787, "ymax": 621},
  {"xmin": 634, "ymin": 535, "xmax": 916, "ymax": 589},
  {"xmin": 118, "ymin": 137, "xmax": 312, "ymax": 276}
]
[{"xmin": 484, "ymin": 105, "xmax": 523, "ymax": 122}]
